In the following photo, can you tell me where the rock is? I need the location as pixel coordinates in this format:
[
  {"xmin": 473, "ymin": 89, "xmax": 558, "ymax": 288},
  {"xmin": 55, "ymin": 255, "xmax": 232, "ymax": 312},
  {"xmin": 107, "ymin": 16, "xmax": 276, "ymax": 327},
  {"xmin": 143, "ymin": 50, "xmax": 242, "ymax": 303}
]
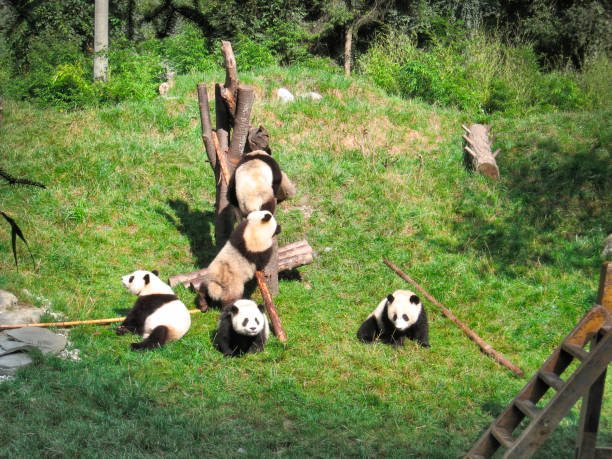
[
  {"xmin": 0, "ymin": 353, "xmax": 32, "ymax": 376},
  {"xmin": 0, "ymin": 290, "xmax": 18, "ymax": 309},
  {"xmin": 0, "ymin": 336, "xmax": 35, "ymax": 356},
  {"xmin": 299, "ymin": 91, "xmax": 323, "ymax": 101},
  {"xmin": 5, "ymin": 328, "xmax": 67, "ymax": 355},
  {"xmin": 277, "ymin": 88, "xmax": 294, "ymax": 103},
  {"xmin": 0, "ymin": 306, "xmax": 44, "ymax": 325}
]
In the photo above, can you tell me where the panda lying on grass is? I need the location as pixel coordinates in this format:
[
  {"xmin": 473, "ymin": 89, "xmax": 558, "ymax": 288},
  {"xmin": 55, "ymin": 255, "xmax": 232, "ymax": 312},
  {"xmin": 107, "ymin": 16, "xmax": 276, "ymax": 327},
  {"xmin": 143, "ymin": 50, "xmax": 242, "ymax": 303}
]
[
  {"xmin": 213, "ymin": 299, "xmax": 270, "ymax": 357},
  {"xmin": 117, "ymin": 270, "xmax": 191, "ymax": 350},
  {"xmin": 357, "ymin": 289, "xmax": 430, "ymax": 347}
]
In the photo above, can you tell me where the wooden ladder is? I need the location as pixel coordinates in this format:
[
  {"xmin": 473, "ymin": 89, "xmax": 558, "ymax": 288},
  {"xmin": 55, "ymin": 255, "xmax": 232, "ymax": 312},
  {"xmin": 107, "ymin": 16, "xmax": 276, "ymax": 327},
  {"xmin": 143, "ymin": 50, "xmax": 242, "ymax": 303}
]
[{"xmin": 467, "ymin": 262, "xmax": 612, "ymax": 459}]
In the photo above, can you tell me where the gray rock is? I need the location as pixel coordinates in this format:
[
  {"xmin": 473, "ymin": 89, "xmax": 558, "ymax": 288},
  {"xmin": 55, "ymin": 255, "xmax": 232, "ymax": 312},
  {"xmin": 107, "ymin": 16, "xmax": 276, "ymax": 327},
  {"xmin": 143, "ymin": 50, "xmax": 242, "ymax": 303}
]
[
  {"xmin": 0, "ymin": 336, "xmax": 35, "ymax": 356},
  {"xmin": 0, "ymin": 307, "xmax": 44, "ymax": 325},
  {"xmin": 5, "ymin": 327, "xmax": 67, "ymax": 355},
  {"xmin": 0, "ymin": 290, "xmax": 18, "ymax": 310},
  {"xmin": 0, "ymin": 353, "xmax": 32, "ymax": 376}
]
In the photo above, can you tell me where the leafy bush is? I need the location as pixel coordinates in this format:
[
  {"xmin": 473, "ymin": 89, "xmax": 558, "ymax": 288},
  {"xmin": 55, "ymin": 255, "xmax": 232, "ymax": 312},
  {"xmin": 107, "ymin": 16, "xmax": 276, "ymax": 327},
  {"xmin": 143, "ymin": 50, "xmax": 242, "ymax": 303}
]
[
  {"xmin": 536, "ymin": 72, "xmax": 585, "ymax": 111},
  {"xmin": 232, "ymin": 34, "xmax": 279, "ymax": 71}
]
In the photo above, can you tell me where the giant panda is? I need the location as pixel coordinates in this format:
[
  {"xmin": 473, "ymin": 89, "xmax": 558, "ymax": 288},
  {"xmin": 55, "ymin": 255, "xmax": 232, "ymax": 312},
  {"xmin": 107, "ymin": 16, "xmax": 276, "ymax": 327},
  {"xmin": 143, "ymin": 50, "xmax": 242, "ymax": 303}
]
[
  {"xmin": 357, "ymin": 289, "xmax": 430, "ymax": 347},
  {"xmin": 198, "ymin": 210, "xmax": 281, "ymax": 310},
  {"xmin": 213, "ymin": 299, "xmax": 270, "ymax": 357},
  {"xmin": 116, "ymin": 269, "xmax": 191, "ymax": 350},
  {"xmin": 228, "ymin": 150, "xmax": 292, "ymax": 217}
]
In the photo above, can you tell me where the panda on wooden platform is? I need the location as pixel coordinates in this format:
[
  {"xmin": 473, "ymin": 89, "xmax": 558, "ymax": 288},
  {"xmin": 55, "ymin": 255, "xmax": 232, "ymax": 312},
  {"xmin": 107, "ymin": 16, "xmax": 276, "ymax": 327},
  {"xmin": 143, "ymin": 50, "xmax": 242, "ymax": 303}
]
[
  {"xmin": 117, "ymin": 270, "xmax": 191, "ymax": 350},
  {"xmin": 198, "ymin": 210, "xmax": 281, "ymax": 310},
  {"xmin": 357, "ymin": 289, "xmax": 430, "ymax": 347},
  {"xmin": 213, "ymin": 299, "xmax": 270, "ymax": 357},
  {"xmin": 227, "ymin": 150, "xmax": 295, "ymax": 217}
]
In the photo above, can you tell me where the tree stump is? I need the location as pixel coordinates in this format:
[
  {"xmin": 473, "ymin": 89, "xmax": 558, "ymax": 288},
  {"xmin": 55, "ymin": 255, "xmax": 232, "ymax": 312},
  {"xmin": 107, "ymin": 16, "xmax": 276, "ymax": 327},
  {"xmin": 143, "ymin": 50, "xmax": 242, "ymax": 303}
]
[{"xmin": 462, "ymin": 124, "xmax": 500, "ymax": 179}]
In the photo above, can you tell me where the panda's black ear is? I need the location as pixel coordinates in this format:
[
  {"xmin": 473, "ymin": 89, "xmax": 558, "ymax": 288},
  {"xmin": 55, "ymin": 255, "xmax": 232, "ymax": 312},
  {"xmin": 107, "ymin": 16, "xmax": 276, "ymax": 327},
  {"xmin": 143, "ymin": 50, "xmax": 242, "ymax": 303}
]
[
  {"xmin": 152, "ymin": 269, "xmax": 159, "ymax": 276},
  {"xmin": 257, "ymin": 303, "xmax": 265, "ymax": 313},
  {"xmin": 144, "ymin": 274, "xmax": 150, "ymax": 285},
  {"xmin": 230, "ymin": 305, "xmax": 239, "ymax": 315},
  {"xmin": 262, "ymin": 213, "xmax": 272, "ymax": 222},
  {"xmin": 387, "ymin": 294, "xmax": 395, "ymax": 303},
  {"xmin": 410, "ymin": 294, "xmax": 420, "ymax": 304}
]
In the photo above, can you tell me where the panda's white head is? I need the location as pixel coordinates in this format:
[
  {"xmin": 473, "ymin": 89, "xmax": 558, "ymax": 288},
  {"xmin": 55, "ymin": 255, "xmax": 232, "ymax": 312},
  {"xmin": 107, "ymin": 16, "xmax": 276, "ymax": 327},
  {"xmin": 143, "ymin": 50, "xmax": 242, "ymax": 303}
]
[
  {"xmin": 121, "ymin": 270, "xmax": 173, "ymax": 296},
  {"xmin": 230, "ymin": 300, "xmax": 267, "ymax": 336},
  {"xmin": 386, "ymin": 290, "xmax": 422, "ymax": 331},
  {"xmin": 243, "ymin": 210, "xmax": 281, "ymax": 252}
]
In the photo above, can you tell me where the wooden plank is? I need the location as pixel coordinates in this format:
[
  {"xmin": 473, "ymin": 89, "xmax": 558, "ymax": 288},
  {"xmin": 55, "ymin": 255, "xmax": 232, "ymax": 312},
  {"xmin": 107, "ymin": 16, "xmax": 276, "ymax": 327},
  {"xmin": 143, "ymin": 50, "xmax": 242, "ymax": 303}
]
[{"xmin": 503, "ymin": 331, "xmax": 612, "ymax": 458}]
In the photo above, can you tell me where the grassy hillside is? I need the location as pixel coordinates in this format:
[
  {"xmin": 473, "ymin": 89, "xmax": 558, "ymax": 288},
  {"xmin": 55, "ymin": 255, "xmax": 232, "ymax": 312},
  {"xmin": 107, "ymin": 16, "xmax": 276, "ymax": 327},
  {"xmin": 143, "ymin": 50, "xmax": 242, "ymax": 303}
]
[{"xmin": 0, "ymin": 65, "xmax": 610, "ymax": 457}]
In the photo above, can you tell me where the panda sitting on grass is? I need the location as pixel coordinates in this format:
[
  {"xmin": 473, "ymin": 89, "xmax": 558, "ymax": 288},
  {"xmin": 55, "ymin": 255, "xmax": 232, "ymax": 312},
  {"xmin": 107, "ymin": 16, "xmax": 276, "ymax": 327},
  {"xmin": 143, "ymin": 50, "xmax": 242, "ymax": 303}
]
[
  {"xmin": 357, "ymin": 289, "xmax": 430, "ymax": 347},
  {"xmin": 117, "ymin": 270, "xmax": 191, "ymax": 350},
  {"xmin": 213, "ymin": 299, "xmax": 270, "ymax": 357}
]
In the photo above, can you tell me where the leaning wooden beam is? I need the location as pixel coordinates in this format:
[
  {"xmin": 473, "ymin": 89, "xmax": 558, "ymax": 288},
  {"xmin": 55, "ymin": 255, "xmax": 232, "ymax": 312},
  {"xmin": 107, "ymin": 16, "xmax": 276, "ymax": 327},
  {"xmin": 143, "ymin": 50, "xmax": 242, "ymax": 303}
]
[
  {"xmin": 197, "ymin": 83, "xmax": 216, "ymax": 169},
  {"xmin": 173, "ymin": 240, "xmax": 314, "ymax": 288},
  {"xmin": 462, "ymin": 123, "xmax": 500, "ymax": 179},
  {"xmin": 0, "ymin": 310, "xmax": 202, "ymax": 330},
  {"xmin": 383, "ymin": 258, "xmax": 524, "ymax": 377},
  {"xmin": 255, "ymin": 270, "xmax": 287, "ymax": 342}
]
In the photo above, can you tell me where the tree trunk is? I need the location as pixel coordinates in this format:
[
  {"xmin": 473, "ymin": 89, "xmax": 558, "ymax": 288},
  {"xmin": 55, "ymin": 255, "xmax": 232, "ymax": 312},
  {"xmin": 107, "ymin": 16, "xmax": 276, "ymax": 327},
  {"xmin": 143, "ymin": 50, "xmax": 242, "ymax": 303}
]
[
  {"xmin": 94, "ymin": 0, "xmax": 109, "ymax": 82},
  {"xmin": 344, "ymin": 23, "xmax": 353, "ymax": 76}
]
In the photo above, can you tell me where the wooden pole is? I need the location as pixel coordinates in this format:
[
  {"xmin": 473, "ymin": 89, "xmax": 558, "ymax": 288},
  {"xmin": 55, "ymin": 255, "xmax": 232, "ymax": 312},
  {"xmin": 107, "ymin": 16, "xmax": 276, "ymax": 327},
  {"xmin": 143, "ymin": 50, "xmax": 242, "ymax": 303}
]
[
  {"xmin": 0, "ymin": 310, "xmax": 202, "ymax": 330},
  {"xmin": 383, "ymin": 258, "xmax": 524, "ymax": 377},
  {"xmin": 197, "ymin": 83, "xmax": 216, "ymax": 169},
  {"xmin": 255, "ymin": 271, "xmax": 287, "ymax": 342}
]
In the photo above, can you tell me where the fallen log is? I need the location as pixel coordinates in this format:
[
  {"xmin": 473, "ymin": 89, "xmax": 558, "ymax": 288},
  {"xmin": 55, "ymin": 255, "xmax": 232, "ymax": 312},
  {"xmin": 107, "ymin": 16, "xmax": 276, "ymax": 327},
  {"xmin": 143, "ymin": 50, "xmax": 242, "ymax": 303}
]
[
  {"xmin": 462, "ymin": 123, "xmax": 500, "ymax": 179},
  {"xmin": 0, "ymin": 309, "xmax": 202, "ymax": 330},
  {"xmin": 383, "ymin": 258, "xmax": 524, "ymax": 377},
  {"xmin": 255, "ymin": 270, "xmax": 287, "ymax": 342},
  {"xmin": 170, "ymin": 239, "xmax": 313, "ymax": 288}
]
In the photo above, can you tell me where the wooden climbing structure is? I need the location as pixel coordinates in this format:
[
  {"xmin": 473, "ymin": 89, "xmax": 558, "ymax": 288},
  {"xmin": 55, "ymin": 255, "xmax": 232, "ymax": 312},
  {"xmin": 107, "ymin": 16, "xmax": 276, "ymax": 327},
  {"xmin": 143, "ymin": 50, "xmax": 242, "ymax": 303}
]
[{"xmin": 466, "ymin": 262, "xmax": 612, "ymax": 458}]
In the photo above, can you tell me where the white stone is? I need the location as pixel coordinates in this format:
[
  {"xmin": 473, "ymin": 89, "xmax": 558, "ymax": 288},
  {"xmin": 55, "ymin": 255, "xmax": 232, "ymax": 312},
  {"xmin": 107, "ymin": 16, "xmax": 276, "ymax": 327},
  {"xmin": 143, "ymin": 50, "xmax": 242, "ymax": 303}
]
[
  {"xmin": 277, "ymin": 87, "xmax": 295, "ymax": 103},
  {"xmin": 299, "ymin": 91, "xmax": 323, "ymax": 101},
  {"xmin": 0, "ymin": 307, "xmax": 43, "ymax": 325}
]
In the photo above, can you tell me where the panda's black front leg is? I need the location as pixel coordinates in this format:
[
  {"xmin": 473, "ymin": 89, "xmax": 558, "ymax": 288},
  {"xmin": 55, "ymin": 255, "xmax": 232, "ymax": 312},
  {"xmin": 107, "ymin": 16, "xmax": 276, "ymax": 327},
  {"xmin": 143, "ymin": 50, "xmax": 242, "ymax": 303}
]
[
  {"xmin": 357, "ymin": 316, "xmax": 379, "ymax": 343},
  {"xmin": 131, "ymin": 326, "xmax": 169, "ymax": 351}
]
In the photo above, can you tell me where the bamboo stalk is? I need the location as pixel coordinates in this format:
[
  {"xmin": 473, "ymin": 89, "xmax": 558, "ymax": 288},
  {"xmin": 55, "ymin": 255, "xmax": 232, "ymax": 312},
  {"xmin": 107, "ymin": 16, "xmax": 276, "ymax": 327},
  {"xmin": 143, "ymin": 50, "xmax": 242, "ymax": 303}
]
[
  {"xmin": 255, "ymin": 270, "xmax": 287, "ymax": 342},
  {"xmin": 461, "ymin": 124, "xmax": 471, "ymax": 135},
  {"xmin": 383, "ymin": 258, "xmax": 524, "ymax": 377},
  {"xmin": 0, "ymin": 310, "xmax": 202, "ymax": 330}
]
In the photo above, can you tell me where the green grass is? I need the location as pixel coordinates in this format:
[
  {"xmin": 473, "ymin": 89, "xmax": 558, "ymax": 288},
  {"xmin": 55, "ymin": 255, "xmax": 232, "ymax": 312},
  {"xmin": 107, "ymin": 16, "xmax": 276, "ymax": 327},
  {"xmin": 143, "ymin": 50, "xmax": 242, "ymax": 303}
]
[{"xmin": 1, "ymin": 65, "xmax": 610, "ymax": 457}]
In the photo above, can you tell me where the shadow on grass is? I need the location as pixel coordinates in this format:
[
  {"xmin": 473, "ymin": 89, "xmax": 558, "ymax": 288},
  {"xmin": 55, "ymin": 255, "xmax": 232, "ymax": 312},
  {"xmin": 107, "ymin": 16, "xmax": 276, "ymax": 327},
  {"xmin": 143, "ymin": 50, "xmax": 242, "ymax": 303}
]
[
  {"xmin": 158, "ymin": 199, "xmax": 216, "ymax": 268},
  {"xmin": 446, "ymin": 121, "xmax": 611, "ymax": 275}
]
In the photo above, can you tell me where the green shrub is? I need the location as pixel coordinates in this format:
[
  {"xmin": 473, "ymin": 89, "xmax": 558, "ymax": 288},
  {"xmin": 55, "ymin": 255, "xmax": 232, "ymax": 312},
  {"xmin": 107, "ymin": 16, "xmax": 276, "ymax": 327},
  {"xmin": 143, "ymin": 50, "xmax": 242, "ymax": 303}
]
[
  {"xmin": 579, "ymin": 51, "xmax": 612, "ymax": 109},
  {"xmin": 535, "ymin": 72, "xmax": 585, "ymax": 111},
  {"xmin": 233, "ymin": 34, "xmax": 279, "ymax": 71}
]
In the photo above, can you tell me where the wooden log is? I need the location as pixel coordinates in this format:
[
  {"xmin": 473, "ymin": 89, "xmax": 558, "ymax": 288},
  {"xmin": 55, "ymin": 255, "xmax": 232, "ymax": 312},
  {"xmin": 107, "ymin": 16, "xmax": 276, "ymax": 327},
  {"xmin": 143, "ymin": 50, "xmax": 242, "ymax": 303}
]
[
  {"xmin": 213, "ymin": 83, "xmax": 234, "ymax": 250},
  {"xmin": 169, "ymin": 240, "xmax": 313, "ymax": 288},
  {"xmin": 462, "ymin": 123, "xmax": 500, "ymax": 179},
  {"xmin": 197, "ymin": 83, "xmax": 216, "ymax": 169},
  {"xmin": 255, "ymin": 270, "xmax": 287, "ymax": 342},
  {"xmin": 0, "ymin": 310, "xmax": 202, "ymax": 330},
  {"xmin": 220, "ymin": 40, "xmax": 238, "ymax": 120},
  {"xmin": 228, "ymin": 85, "xmax": 255, "ymax": 161},
  {"xmin": 383, "ymin": 258, "xmax": 524, "ymax": 377},
  {"xmin": 596, "ymin": 261, "xmax": 612, "ymax": 312}
]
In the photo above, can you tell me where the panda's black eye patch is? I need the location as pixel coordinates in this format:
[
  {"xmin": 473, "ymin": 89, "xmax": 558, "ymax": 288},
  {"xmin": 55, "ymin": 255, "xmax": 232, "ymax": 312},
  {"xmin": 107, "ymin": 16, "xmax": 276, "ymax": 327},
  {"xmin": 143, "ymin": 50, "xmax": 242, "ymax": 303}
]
[
  {"xmin": 129, "ymin": 276, "xmax": 134, "ymax": 283},
  {"xmin": 242, "ymin": 318, "xmax": 249, "ymax": 327},
  {"xmin": 255, "ymin": 318, "xmax": 259, "ymax": 325},
  {"xmin": 392, "ymin": 314, "xmax": 397, "ymax": 321},
  {"xmin": 403, "ymin": 314, "xmax": 409, "ymax": 321}
]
